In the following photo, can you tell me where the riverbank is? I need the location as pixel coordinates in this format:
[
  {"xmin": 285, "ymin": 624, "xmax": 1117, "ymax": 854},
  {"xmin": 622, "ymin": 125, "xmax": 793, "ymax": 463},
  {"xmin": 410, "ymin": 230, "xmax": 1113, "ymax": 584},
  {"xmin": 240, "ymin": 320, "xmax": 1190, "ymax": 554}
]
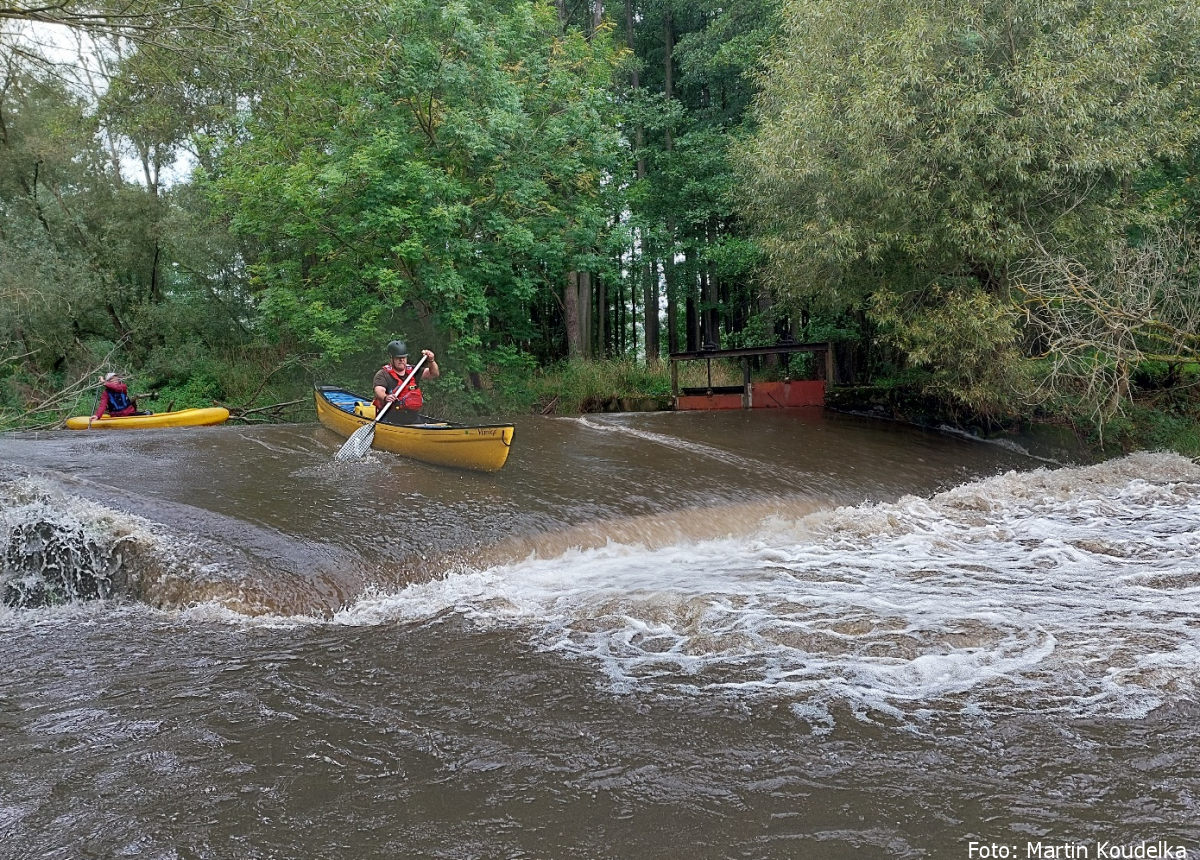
[
  {"xmin": 821, "ymin": 385, "xmax": 1091, "ymax": 464},
  {"xmin": 6, "ymin": 356, "xmax": 1198, "ymax": 465},
  {"xmin": 824, "ymin": 383, "xmax": 1200, "ymax": 463}
]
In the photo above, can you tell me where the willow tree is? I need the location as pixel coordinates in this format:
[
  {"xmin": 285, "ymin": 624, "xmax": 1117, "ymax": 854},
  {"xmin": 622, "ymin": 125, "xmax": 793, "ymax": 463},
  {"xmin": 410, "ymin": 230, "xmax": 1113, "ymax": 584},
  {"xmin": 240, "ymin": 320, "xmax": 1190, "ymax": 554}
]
[
  {"xmin": 737, "ymin": 0, "xmax": 1200, "ymax": 417},
  {"xmin": 0, "ymin": 68, "xmax": 137, "ymax": 370}
]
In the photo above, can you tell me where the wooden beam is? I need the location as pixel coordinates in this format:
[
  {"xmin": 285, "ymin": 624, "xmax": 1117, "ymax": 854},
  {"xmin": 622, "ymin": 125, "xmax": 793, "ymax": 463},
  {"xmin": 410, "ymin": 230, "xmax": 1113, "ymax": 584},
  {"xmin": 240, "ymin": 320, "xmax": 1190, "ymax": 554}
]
[{"xmin": 668, "ymin": 342, "xmax": 830, "ymax": 362}]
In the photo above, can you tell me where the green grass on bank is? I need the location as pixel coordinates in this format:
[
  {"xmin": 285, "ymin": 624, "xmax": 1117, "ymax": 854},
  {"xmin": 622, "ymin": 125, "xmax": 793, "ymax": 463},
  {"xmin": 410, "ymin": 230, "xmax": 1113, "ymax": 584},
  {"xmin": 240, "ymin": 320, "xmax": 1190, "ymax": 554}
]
[
  {"xmin": 1093, "ymin": 401, "xmax": 1200, "ymax": 457},
  {"xmin": 484, "ymin": 358, "xmax": 742, "ymax": 415}
]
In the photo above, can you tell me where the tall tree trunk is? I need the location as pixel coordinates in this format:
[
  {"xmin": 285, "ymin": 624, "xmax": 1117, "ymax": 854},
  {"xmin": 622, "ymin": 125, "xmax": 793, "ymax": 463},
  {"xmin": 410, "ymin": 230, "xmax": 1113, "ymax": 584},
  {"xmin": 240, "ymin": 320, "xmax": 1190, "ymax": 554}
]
[
  {"xmin": 684, "ymin": 247, "xmax": 700, "ymax": 352},
  {"xmin": 646, "ymin": 10, "xmax": 677, "ymax": 363},
  {"xmin": 565, "ymin": 271, "xmax": 582, "ymax": 358},
  {"xmin": 704, "ymin": 218, "xmax": 720, "ymax": 349},
  {"xmin": 665, "ymin": 251, "xmax": 678, "ymax": 354},
  {"xmin": 579, "ymin": 271, "xmax": 593, "ymax": 358},
  {"xmin": 642, "ymin": 233, "xmax": 658, "ymax": 362},
  {"xmin": 140, "ymin": 145, "xmax": 161, "ymax": 198},
  {"xmin": 616, "ymin": 247, "xmax": 628, "ymax": 355},
  {"xmin": 622, "ymin": 3, "xmax": 642, "ymax": 362},
  {"xmin": 664, "ymin": 10, "xmax": 674, "ymax": 153},
  {"xmin": 597, "ymin": 272, "xmax": 607, "ymax": 358},
  {"xmin": 150, "ymin": 242, "xmax": 162, "ymax": 303},
  {"xmin": 626, "ymin": 0, "xmax": 658, "ymax": 364},
  {"xmin": 575, "ymin": 1, "xmax": 605, "ymax": 353},
  {"xmin": 629, "ymin": 249, "xmax": 639, "ymax": 359}
]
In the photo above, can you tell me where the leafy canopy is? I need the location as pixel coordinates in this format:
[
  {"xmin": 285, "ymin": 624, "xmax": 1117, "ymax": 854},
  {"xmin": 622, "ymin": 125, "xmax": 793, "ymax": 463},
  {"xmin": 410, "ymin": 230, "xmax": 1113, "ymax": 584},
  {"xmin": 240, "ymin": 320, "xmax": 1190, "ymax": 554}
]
[
  {"xmin": 207, "ymin": 0, "xmax": 625, "ymax": 369},
  {"xmin": 737, "ymin": 0, "xmax": 1200, "ymax": 306}
]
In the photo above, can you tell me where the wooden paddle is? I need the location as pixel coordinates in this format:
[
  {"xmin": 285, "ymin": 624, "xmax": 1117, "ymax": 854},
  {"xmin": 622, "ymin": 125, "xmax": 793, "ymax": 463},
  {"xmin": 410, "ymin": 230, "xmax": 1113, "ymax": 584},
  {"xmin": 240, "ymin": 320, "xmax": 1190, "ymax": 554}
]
[{"xmin": 334, "ymin": 354, "xmax": 428, "ymax": 461}]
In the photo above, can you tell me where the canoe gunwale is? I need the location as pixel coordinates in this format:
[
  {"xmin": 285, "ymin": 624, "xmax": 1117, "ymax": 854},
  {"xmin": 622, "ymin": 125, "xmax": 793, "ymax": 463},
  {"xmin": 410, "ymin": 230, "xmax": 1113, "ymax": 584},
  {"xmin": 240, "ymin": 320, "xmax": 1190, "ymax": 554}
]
[
  {"xmin": 313, "ymin": 385, "xmax": 514, "ymax": 471},
  {"xmin": 313, "ymin": 386, "xmax": 513, "ymax": 434}
]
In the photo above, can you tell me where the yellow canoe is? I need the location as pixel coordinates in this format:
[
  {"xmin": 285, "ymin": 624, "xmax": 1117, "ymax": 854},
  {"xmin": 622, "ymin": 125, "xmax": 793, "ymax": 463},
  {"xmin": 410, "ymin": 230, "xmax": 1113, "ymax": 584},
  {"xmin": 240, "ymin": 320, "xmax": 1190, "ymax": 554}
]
[
  {"xmin": 65, "ymin": 407, "xmax": 231, "ymax": 430},
  {"xmin": 315, "ymin": 386, "xmax": 514, "ymax": 472}
]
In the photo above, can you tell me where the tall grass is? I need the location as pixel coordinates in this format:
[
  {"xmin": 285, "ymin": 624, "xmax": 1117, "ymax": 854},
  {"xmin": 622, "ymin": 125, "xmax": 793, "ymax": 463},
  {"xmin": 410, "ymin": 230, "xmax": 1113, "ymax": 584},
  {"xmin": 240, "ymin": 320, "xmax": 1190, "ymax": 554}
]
[{"xmin": 493, "ymin": 358, "xmax": 744, "ymax": 414}]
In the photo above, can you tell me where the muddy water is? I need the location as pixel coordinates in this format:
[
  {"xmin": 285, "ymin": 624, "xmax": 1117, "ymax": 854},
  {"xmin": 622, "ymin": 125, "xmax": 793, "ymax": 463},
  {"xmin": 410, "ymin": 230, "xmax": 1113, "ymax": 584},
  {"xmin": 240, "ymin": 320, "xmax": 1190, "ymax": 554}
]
[{"xmin": 1, "ymin": 410, "xmax": 1197, "ymax": 859}]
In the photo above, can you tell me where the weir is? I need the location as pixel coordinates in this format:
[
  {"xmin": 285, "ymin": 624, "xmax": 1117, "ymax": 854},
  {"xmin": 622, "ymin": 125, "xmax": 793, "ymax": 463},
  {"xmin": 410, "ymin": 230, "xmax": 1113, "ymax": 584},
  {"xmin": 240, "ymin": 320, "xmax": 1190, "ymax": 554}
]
[{"xmin": 668, "ymin": 341, "xmax": 834, "ymax": 410}]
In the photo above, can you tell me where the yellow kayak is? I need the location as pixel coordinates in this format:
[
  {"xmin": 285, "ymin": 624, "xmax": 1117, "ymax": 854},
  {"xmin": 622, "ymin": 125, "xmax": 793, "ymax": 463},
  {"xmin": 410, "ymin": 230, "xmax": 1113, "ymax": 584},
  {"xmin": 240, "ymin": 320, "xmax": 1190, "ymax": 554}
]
[
  {"xmin": 65, "ymin": 407, "xmax": 231, "ymax": 430},
  {"xmin": 315, "ymin": 386, "xmax": 514, "ymax": 472}
]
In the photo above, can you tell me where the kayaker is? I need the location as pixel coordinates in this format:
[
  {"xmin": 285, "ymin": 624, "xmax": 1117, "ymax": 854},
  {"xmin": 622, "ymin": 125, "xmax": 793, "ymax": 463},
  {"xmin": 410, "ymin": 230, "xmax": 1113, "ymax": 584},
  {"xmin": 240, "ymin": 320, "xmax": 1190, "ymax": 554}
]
[
  {"xmin": 88, "ymin": 372, "xmax": 141, "ymax": 427},
  {"xmin": 372, "ymin": 340, "xmax": 440, "ymax": 425}
]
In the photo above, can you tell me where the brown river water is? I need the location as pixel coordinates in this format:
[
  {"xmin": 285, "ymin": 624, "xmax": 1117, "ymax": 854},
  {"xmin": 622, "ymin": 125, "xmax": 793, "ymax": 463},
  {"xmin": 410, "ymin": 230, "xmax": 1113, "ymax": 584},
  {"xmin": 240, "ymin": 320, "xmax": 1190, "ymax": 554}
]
[{"xmin": 1, "ymin": 409, "xmax": 1198, "ymax": 859}]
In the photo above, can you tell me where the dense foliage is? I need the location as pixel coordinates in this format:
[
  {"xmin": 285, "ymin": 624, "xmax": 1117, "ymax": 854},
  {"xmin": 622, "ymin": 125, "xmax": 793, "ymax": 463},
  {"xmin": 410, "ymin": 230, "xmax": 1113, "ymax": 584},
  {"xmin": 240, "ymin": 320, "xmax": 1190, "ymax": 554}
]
[
  {"xmin": 211, "ymin": 1, "xmax": 623, "ymax": 375},
  {"xmin": 2, "ymin": 0, "xmax": 1199, "ymax": 448},
  {"xmin": 737, "ymin": 0, "xmax": 1200, "ymax": 424}
]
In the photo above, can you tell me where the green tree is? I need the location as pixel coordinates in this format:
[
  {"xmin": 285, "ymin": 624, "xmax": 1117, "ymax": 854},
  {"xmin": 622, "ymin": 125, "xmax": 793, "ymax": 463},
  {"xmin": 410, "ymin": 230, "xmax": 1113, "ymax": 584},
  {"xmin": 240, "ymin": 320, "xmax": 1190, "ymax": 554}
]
[
  {"xmin": 0, "ymin": 34, "xmax": 270, "ymax": 422},
  {"xmin": 206, "ymin": 0, "xmax": 624, "ymax": 380},
  {"xmin": 737, "ymin": 0, "xmax": 1200, "ymax": 413},
  {"xmin": 0, "ymin": 68, "xmax": 114, "ymax": 368},
  {"xmin": 619, "ymin": 0, "xmax": 778, "ymax": 359}
]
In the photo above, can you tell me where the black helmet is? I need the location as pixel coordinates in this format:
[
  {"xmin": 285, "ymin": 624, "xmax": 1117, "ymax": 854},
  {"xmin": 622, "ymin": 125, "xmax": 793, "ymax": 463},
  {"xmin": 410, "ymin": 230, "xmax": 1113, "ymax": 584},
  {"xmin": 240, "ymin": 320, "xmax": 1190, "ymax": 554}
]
[{"xmin": 387, "ymin": 340, "xmax": 408, "ymax": 358}]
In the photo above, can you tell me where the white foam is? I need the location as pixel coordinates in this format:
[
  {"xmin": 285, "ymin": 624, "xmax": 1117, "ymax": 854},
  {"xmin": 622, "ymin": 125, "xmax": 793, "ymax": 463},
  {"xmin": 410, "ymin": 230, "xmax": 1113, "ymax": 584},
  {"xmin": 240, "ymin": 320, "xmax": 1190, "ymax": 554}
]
[
  {"xmin": 0, "ymin": 478, "xmax": 163, "ymax": 607},
  {"xmin": 0, "ymin": 477, "xmax": 235, "ymax": 614},
  {"xmin": 12, "ymin": 453, "xmax": 1200, "ymax": 723},
  {"xmin": 0, "ymin": 478, "xmax": 160, "ymax": 544},
  {"xmin": 322, "ymin": 452, "xmax": 1200, "ymax": 721}
]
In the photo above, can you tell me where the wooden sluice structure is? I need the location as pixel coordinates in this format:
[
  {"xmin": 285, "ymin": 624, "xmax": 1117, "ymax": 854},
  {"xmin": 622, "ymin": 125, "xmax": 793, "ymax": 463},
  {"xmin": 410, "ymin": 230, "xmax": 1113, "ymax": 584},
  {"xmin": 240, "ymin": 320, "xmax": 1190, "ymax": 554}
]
[{"xmin": 669, "ymin": 342, "xmax": 833, "ymax": 410}]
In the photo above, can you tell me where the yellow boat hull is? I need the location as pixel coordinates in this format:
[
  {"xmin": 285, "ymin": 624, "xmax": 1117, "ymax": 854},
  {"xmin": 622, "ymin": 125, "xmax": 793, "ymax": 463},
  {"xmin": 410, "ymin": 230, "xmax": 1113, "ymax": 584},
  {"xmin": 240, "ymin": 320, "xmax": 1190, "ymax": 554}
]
[
  {"xmin": 65, "ymin": 407, "xmax": 231, "ymax": 430},
  {"xmin": 315, "ymin": 387, "xmax": 514, "ymax": 472}
]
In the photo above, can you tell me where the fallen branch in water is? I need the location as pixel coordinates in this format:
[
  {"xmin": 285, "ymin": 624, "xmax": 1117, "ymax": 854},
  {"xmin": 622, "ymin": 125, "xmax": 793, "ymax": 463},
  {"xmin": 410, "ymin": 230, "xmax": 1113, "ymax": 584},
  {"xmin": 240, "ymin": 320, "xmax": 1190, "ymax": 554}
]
[
  {"xmin": 224, "ymin": 398, "xmax": 306, "ymax": 423},
  {"xmin": 5, "ymin": 340, "xmax": 131, "ymax": 429}
]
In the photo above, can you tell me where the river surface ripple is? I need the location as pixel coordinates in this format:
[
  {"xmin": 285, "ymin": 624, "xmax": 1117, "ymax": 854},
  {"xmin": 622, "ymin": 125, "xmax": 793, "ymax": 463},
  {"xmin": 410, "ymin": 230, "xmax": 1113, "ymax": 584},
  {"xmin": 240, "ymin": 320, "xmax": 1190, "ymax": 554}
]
[{"xmin": 1, "ymin": 410, "xmax": 1197, "ymax": 859}]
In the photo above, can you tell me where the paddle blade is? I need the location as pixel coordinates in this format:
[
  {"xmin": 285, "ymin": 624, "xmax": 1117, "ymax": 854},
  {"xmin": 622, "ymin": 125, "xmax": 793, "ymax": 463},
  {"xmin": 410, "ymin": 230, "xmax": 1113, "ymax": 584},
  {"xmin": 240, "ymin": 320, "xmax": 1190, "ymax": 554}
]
[{"xmin": 335, "ymin": 422, "xmax": 376, "ymax": 460}]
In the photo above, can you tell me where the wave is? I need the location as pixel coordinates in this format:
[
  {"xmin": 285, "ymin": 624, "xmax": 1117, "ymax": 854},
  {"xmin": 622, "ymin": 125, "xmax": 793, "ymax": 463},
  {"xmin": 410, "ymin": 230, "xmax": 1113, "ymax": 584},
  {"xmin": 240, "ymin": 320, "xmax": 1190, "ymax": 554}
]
[
  {"xmin": 568, "ymin": 414, "xmax": 773, "ymax": 472},
  {"xmin": 1, "ymin": 477, "xmax": 164, "ymax": 608},
  {"xmin": 315, "ymin": 452, "xmax": 1200, "ymax": 721},
  {"xmin": 8, "ymin": 451, "xmax": 1200, "ymax": 723},
  {"xmin": 0, "ymin": 474, "xmax": 348, "ymax": 617}
]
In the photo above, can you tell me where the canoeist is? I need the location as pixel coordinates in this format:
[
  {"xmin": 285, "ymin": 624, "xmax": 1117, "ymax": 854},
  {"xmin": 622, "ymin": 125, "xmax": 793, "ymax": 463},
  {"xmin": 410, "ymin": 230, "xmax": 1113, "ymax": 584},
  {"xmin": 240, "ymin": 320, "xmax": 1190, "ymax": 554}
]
[
  {"xmin": 372, "ymin": 340, "xmax": 440, "ymax": 425},
  {"xmin": 88, "ymin": 372, "xmax": 143, "ymax": 427}
]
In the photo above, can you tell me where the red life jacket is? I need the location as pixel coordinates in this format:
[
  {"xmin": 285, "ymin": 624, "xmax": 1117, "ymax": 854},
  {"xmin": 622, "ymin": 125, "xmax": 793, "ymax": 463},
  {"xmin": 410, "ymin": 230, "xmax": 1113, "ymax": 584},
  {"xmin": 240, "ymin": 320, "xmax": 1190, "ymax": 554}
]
[
  {"xmin": 373, "ymin": 364, "xmax": 423, "ymax": 412},
  {"xmin": 96, "ymin": 380, "xmax": 137, "ymax": 418}
]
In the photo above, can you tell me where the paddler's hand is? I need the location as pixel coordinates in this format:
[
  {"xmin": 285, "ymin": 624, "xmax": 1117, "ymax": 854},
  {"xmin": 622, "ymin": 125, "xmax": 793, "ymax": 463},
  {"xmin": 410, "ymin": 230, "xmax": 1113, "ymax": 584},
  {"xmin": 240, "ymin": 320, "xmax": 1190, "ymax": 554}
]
[{"xmin": 385, "ymin": 393, "xmax": 398, "ymax": 403}]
